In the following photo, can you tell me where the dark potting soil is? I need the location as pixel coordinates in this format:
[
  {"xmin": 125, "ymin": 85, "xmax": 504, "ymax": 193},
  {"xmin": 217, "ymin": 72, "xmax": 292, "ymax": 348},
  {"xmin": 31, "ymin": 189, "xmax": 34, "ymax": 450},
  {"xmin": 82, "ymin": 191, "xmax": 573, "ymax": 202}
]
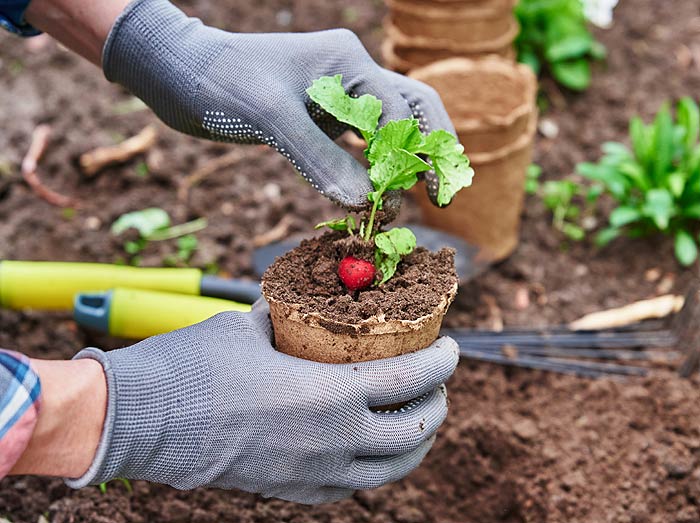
[
  {"xmin": 262, "ymin": 231, "xmax": 457, "ymax": 323},
  {"xmin": 3, "ymin": 0, "xmax": 700, "ymax": 522}
]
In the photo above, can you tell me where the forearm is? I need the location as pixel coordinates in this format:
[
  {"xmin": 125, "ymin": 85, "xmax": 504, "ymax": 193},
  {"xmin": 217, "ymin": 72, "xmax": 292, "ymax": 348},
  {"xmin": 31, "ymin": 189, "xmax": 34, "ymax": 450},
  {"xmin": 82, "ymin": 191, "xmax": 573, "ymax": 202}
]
[
  {"xmin": 24, "ymin": 0, "xmax": 130, "ymax": 65},
  {"xmin": 9, "ymin": 358, "xmax": 107, "ymax": 478}
]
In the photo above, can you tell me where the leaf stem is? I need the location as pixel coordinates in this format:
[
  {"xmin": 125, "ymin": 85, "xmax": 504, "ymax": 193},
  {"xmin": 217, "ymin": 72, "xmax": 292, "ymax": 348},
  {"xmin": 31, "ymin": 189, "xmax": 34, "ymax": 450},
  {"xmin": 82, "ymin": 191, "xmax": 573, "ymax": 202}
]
[
  {"xmin": 147, "ymin": 218, "xmax": 208, "ymax": 241},
  {"xmin": 364, "ymin": 194, "xmax": 382, "ymax": 242}
]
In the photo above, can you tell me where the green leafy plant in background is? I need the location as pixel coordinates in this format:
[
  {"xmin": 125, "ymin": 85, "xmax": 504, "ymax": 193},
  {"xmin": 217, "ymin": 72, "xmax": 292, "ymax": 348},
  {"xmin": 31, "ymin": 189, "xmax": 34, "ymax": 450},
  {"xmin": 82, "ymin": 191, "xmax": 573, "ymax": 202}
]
[
  {"xmin": 111, "ymin": 208, "xmax": 207, "ymax": 265},
  {"xmin": 515, "ymin": 0, "xmax": 606, "ymax": 90},
  {"xmin": 307, "ymin": 74, "xmax": 474, "ymax": 283},
  {"xmin": 577, "ymin": 98, "xmax": 700, "ymax": 265},
  {"xmin": 525, "ymin": 164, "xmax": 599, "ymax": 241}
]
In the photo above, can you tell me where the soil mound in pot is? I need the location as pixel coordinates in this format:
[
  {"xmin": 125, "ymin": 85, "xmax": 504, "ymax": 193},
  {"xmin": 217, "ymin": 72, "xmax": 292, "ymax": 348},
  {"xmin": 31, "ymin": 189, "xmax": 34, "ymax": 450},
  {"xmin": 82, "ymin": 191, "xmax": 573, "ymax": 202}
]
[
  {"xmin": 262, "ymin": 231, "xmax": 457, "ymax": 324},
  {"xmin": 262, "ymin": 231, "xmax": 458, "ymax": 363}
]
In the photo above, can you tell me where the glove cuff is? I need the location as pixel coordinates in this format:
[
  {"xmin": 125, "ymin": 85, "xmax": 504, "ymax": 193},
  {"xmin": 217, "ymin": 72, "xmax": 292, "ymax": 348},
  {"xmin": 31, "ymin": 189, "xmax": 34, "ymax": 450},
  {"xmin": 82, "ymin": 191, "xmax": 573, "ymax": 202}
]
[
  {"xmin": 102, "ymin": 0, "xmax": 227, "ymax": 135},
  {"xmin": 64, "ymin": 338, "xmax": 212, "ymax": 488},
  {"xmin": 63, "ymin": 348, "xmax": 116, "ymax": 488}
]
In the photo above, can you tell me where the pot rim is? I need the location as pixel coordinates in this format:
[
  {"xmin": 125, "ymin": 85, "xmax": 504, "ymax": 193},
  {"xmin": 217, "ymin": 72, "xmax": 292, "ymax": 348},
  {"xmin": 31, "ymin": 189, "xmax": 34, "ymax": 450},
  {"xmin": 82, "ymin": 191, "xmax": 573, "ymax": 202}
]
[
  {"xmin": 263, "ymin": 282, "xmax": 458, "ymax": 335},
  {"xmin": 387, "ymin": 0, "xmax": 517, "ymax": 19},
  {"xmin": 469, "ymin": 109, "xmax": 538, "ymax": 164},
  {"xmin": 409, "ymin": 56, "xmax": 537, "ymax": 130},
  {"xmin": 384, "ymin": 17, "xmax": 519, "ymax": 53}
]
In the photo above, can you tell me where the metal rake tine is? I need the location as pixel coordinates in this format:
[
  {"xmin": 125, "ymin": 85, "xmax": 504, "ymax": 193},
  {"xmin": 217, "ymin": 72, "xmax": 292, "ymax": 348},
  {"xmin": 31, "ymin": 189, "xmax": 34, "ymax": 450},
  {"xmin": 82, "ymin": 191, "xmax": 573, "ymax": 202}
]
[
  {"xmin": 446, "ymin": 331, "xmax": 676, "ymax": 348},
  {"xmin": 459, "ymin": 349, "xmax": 647, "ymax": 378},
  {"xmin": 455, "ymin": 343, "xmax": 681, "ymax": 361}
]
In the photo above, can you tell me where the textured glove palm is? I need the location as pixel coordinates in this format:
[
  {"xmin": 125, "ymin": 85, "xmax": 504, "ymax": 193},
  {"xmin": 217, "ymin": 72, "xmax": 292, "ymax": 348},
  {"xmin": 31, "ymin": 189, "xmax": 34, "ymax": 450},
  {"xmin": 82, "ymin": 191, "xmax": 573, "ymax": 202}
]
[
  {"xmin": 66, "ymin": 302, "xmax": 459, "ymax": 504},
  {"xmin": 102, "ymin": 0, "xmax": 455, "ymax": 209}
]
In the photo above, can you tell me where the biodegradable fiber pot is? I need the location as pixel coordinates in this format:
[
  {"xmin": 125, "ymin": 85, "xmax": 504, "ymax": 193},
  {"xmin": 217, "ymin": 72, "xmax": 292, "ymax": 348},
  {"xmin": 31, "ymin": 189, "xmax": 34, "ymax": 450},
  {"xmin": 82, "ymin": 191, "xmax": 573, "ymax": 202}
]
[
  {"xmin": 381, "ymin": 33, "xmax": 516, "ymax": 73},
  {"xmin": 409, "ymin": 57, "xmax": 537, "ymax": 263},
  {"xmin": 387, "ymin": 0, "xmax": 517, "ymax": 46},
  {"xmin": 261, "ymin": 234, "xmax": 458, "ymax": 364},
  {"xmin": 409, "ymin": 56, "xmax": 537, "ymax": 153}
]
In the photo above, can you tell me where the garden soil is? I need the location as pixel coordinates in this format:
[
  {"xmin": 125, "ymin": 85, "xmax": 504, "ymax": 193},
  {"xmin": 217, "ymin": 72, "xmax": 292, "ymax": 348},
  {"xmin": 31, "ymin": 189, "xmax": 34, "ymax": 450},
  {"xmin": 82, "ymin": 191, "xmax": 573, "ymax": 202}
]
[
  {"xmin": 2, "ymin": 0, "xmax": 700, "ymax": 522},
  {"xmin": 262, "ymin": 231, "xmax": 457, "ymax": 322}
]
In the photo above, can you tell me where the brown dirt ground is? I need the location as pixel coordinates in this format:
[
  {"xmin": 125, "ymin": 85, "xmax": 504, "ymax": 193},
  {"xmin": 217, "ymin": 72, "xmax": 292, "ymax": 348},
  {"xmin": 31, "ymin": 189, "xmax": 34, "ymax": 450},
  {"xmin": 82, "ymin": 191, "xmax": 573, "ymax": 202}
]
[{"xmin": 2, "ymin": 0, "xmax": 700, "ymax": 522}]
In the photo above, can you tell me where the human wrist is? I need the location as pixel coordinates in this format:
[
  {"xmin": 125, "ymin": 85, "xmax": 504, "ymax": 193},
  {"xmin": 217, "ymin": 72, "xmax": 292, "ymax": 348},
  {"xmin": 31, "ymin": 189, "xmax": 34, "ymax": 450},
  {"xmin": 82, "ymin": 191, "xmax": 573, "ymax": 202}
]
[{"xmin": 9, "ymin": 358, "xmax": 106, "ymax": 477}]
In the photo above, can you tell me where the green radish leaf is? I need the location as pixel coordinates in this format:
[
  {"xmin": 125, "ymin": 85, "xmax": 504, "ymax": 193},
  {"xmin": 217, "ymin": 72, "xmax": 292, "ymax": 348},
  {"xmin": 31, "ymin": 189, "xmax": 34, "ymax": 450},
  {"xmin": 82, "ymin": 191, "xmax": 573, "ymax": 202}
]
[
  {"xmin": 306, "ymin": 75, "xmax": 382, "ymax": 141},
  {"xmin": 609, "ymin": 206, "xmax": 641, "ymax": 227},
  {"xmin": 374, "ymin": 227, "xmax": 416, "ymax": 285},
  {"xmin": 682, "ymin": 202, "xmax": 700, "ymax": 219},
  {"xmin": 111, "ymin": 208, "xmax": 170, "ymax": 238},
  {"xmin": 629, "ymin": 116, "xmax": 651, "ymax": 168},
  {"xmin": 562, "ymin": 222, "xmax": 585, "ymax": 241},
  {"xmin": 641, "ymin": 188, "xmax": 674, "ymax": 230},
  {"xmin": 595, "ymin": 226, "xmax": 621, "ymax": 247},
  {"xmin": 677, "ymin": 97, "xmax": 700, "ymax": 150},
  {"xmin": 551, "ymin": 59, "xmax": 591, "ymax": 91},
  {"xmin": 416, "ymin": 130, "xmax": 474, "ymax": 206},
  {"xmin": 369, "ymin": 149, "xmax": 430, "ymax": 192},
  {"xmin": 652, "ymin": 102, "xmax": 674, "ymax": 182},
  {"xmin": 545, "ymin": 33, "xmax": 592, "ymax": 62},
  {"xmin": 315, "ymin": 215, "xmax": 356, "ymax": 233},
  {"xmin": 675, "ymin": 229, "xmax": 698, "ymax": 266},
  {"xmin": 366, "ymin": 118, "xmax": 424, "ymax": 163},
  {"xmin": 667, "ymin": 171, "xmax": 687, "ymax": 197}
]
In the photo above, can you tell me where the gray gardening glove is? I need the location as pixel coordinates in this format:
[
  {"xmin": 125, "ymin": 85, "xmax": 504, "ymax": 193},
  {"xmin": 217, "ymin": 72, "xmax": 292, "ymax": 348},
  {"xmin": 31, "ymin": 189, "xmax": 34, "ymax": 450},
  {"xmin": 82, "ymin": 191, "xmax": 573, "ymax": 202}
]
[
  {"xmin": 65, "ymin": 300, "xmax": 459, "ymax": 504},
  {"xmin": 102, "ymin": 0, "xmax": 456, "ymax": 211}
]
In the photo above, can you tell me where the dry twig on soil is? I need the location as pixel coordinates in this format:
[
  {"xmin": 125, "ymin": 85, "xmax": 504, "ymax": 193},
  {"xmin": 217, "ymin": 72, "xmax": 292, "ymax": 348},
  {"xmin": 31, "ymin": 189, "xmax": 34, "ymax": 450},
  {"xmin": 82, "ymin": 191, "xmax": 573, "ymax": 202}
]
[
  {"xmin": 79, "ymin": 125, "xmax": 158, "ymax": 176},
  {"xmin": 178, "ymin": 149, "xmax": 246, "ymax": 202},
  {"xmin": 569, "ymin": 294, "xmax": 684, "ymax": 331},
  {"xmin": 252, "ymin": 215, "xmax": 295, "ymax": 248},
  {"xmin": 21, "ymin": 124, "xmax": 76, "ymax": 208}
]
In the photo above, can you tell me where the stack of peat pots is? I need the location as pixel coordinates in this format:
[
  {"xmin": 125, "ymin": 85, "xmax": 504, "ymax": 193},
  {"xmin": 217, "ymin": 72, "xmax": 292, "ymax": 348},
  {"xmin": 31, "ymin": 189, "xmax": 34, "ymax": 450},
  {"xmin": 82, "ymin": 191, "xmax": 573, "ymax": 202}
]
[
  {"xmin": 382, "ymin": 0, "xmax": 519, "ymax": 72},
  {"xmin": 409, "ymin": 56, "xmax": 538, "ymax": 263}
]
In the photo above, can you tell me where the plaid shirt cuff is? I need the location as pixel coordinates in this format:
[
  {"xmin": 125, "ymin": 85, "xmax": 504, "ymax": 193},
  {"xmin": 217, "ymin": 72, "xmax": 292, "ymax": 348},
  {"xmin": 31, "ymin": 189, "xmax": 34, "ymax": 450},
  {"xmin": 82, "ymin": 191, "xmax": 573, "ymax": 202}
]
[
  {"xmin": 0, "ymin": 350, "xmax": 41, "ymax": 478},
  {"xmin": 0, "ymin": 0, "xmax": 41, "ymax": 36}
]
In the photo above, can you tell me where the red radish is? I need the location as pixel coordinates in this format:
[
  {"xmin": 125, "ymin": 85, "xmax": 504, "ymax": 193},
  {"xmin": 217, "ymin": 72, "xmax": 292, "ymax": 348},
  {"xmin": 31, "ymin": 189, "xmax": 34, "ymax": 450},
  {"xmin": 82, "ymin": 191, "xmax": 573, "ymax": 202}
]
[{"xmin": 338, "ymin": 256, "xmax": 376, "ymax": 291}]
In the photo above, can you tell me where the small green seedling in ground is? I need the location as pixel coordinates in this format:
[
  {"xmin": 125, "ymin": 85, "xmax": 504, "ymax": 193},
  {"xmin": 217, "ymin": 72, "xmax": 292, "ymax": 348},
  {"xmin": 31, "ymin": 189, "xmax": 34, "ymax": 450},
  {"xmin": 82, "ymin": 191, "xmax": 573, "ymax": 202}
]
[
  {"xmin": 525, "ymin": 164, "xmax": 598, "ymax": 241},
  {"xmin": 515, "ymin": 0, "xmax": 606, "ymax": 90},
  {"xmin": 111, "ymin": 208, "xmax": 207, "ymax": 265},
  {"xmin": 577, "ymin": 98, "xmax": 700, "ymax": 265},
  {"xmin": 98, "ymin": 478, "xmax": 133, "ymax": 494},
  {"xmin": 307, "ymin": 74, "xmax": 474, "ymax": 288}
]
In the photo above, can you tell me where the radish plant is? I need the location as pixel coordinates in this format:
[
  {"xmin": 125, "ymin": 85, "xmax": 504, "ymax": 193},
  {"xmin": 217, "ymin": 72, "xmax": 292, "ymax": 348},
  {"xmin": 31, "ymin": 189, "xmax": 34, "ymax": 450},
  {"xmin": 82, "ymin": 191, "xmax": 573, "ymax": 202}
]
[
  {"xmin": 111, "ymin": 208, "xmax": 207, "ymax": 265},
  {"xmin": 307, "ymin": 75, "xmax": 474, "ymax": 287},
  {"xmin": 515, "ymin": 0, "xmax": 606, "ymax": 90},
  {"xmin": 577, "ymin": 98, "xmax": 700, "ymax": 265}
]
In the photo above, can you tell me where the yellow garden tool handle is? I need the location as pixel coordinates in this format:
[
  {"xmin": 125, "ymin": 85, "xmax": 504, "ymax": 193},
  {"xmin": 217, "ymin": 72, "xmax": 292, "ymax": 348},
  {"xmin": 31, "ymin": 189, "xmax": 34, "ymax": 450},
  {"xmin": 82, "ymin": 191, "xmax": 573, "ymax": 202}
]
[
  {"xmin": 0, "ymin": 261, "xmax": 202, "ymax": 310},
  {"xmin": 74, "ymin": 287, "xmax": 251, "ymax": 339}
]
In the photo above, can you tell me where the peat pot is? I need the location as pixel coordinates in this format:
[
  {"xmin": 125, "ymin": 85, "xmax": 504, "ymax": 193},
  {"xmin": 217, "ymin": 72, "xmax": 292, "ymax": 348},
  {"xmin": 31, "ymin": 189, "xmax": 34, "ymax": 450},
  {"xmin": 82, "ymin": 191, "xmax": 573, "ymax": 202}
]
[
  {"xmin": 408, "ymin": 57, "xmax": 537, "ymax": 262},
  {"xmin": 409, "ymin": 56, "xmax": 537, "ymax": 153},
  {"xmin": 261, "ymin": 237, "xmax": 458, "ymax": 364},
  {"xmin": 381, "ymin": 29, "xmax": 516, "ymax": 73},
  {"xmin": 387, "ymin": 0, "xmax": 517, "ymax": 46}
]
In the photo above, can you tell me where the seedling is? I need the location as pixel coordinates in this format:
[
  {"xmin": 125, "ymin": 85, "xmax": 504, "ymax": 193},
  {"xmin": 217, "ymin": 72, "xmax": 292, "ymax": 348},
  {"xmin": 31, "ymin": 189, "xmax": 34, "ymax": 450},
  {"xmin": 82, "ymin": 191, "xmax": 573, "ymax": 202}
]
[
  {"xmin": 111, "ymin": 208, "xmax": 207, "ymax": 265},
  {"xmin": 525, "ymin": 164, "xmax": 598, "ymax": 241},
  {"xmin": 307, "ymin": 75, "xmax": 474, "ymax": 288},
  {"xmin": 577, "ymin": 98, "xmax": 700, "ymax": 265},
  {"xmin": 515, "ymin": 0, "xmax": 606, "ymax": 90},
  {"xmin": 98, "ymin": 478, "xmax": 133, "ymax": 494}
]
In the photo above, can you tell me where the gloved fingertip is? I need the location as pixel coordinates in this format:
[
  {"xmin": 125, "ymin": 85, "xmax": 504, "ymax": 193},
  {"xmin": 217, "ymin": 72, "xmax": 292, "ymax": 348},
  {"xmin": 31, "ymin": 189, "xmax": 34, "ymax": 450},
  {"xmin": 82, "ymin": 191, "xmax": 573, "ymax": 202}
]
[{"xmin": 423, "ymin": 171, "xmax": 441, "ymax": 206}]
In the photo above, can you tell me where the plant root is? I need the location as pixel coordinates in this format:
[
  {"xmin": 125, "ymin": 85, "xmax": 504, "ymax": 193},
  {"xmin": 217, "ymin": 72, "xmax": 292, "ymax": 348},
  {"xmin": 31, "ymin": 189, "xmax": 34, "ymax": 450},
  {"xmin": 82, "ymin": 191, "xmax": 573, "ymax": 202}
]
[
  {"xmin": 21, "ymin": 124, "xmax": 76, "ymax": 208},
  {"xmin": 252, "ymin": 214, "xmax": 295, "ymax": 248},
  {"xmin": 79, "ymin": 125, "xmax": 158, "ymax": 176},
  {"xmin": 177, "ymin": 149, "xmax": 248, "ymax": 202}
]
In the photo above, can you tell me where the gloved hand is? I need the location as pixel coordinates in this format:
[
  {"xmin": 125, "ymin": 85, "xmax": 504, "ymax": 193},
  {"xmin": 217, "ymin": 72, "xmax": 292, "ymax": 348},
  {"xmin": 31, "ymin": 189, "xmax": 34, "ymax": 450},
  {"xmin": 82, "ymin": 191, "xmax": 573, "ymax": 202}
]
[
  {"xmin": 65, "ymin": 300, "xmax": 459, "ymax": 504},
  {"xmin": 102, "ymin": 0, "xmax": 456, "ymax": 211}
]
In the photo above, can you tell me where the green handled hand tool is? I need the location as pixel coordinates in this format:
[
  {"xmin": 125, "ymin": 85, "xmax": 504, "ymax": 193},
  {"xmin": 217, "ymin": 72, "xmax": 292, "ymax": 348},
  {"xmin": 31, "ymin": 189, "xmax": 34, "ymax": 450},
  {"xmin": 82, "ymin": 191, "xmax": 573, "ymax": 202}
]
[
  {"xmin": 0, "ymin": 261, "xmax": 260, "ymax": 310},
  {"xmin": 74, "ymin": 287, "xmax": 250, "ymax": 339}
]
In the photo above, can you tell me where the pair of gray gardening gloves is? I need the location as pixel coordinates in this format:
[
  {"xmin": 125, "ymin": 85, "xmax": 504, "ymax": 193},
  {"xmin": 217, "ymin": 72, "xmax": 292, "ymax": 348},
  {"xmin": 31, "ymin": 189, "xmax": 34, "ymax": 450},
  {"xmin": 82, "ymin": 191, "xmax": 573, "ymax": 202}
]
[{"xmin": 67, "ymin": 0, "xmax": 460, "ymax": 504}]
